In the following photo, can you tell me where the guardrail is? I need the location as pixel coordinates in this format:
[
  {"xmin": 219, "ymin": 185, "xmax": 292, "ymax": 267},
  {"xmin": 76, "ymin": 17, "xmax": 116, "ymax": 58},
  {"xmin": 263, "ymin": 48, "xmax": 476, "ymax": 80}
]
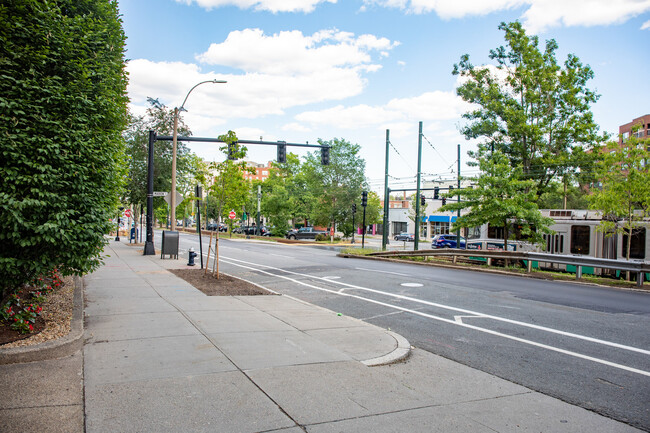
[{"xmin": 368, "ymin": 249, "xmax": 650, "ymax": 287}]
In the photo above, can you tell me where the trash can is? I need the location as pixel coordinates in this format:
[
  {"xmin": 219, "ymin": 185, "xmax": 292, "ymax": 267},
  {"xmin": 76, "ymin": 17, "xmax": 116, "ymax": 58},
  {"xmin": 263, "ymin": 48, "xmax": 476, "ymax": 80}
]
[{"xmin": 161, "ymin": 231, "xmax": 179, "ymax": 259}]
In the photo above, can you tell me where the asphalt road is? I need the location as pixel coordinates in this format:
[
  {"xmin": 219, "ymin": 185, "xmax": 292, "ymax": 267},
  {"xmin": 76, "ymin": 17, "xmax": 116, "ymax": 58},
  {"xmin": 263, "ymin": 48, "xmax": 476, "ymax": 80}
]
[{"xmin": 156, "ymin": 232, "xmax": 650, "ymax": 431}]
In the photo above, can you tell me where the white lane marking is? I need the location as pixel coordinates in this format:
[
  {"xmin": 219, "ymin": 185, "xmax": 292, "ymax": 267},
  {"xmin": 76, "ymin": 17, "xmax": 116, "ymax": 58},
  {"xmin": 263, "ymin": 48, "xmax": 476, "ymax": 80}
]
[
  {"xmin": 401, "ymin": 283, "xmax": 424, "ymax": 287},
  {"xmin": 454, "ymin": 315, "xmax": 483, "ymax": 324},
  {"xmin": 323, "ymin": 276, "xmax": 341, "ymax": 280},
  {"xmin": 218, "ymin": 256, "xmax": 650, "ymax": 378},
  {"xmin": 269, "ymin": 253, "xmax": 297, "ymax": 259},
  {"xmin": 222, "ymin": 255, "xmax": 650, "ymax": 357},
  {"xmin": 356, "ymin": 267, "xmax": 410, "ymax": 277}
]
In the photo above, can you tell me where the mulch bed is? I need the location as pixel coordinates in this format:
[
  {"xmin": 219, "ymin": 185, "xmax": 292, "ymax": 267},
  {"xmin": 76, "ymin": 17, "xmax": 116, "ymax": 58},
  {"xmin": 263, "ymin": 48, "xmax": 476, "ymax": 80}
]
[
  {"xmin": 0, "ymin": 316, "xmax": 46, "ymax": 345},
  {"xmin": 169, "ymin": 269, "xmax": 274, "ymax": 296}
]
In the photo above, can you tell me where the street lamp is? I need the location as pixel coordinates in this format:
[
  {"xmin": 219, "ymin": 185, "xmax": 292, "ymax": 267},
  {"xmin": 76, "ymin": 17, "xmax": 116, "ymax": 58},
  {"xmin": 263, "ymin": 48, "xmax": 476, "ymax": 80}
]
[{"xmin": 170, "ymin": 79, "xmax": 227, "ymax": 232}]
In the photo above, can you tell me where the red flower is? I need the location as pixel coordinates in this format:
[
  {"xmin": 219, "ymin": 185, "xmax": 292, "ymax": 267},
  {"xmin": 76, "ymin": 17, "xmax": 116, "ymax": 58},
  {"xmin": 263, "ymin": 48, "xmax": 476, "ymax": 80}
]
[{"xmin": 29, "ymin": 324, "xmax": 33, "ymax": 331}]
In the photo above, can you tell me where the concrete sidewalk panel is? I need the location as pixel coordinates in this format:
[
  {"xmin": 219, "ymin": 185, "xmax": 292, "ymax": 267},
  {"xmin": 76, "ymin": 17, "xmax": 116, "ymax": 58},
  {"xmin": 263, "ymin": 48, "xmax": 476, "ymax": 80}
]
[
  {"xmin": 305, "ymin": 404, "xmax": 495, "ymax": 433},
  {"xmin": 85, "ymin": 311, "xmax": 199, "ymax": 343},
  {"xmin": 84, "ymin": 296, "xmax": 177, "ymax": 316},
  {"xmin": 0, "ymin": 351, "xmax": 83, "ymax": 409},
  {"xmin": 451, "ymin": 392, "xmax": 641, "ymax": 433},
  {"xmin": 154, "ymin": 285, "xmax": 206, "ymax": 298},
  {"xmin": 0, "ymin": 404, "xmax": 84, "ymax": 433},
  {"xmin": 187, "ymin": 309, "xmax": 295, "ymax": 334},
  {"xmin": 305, "ymin": 327, "xmax": 398, "ymax": 362},
  {"xmin": 378, "ymin": 349, "xmax": 526, "ymax": 403},
  {"xmin": 169, "ymin": 296, "xmax": 262, "ymax": 312},
  {"xmin": 85, "ymin": 371, "xmax": 295, "ymax": 433},
  {"xmin": 267, "ymin": 309, "xmax": 368, "ymax": 331},
  {"xmin": 248, "ymin": 361, "xmax": 427, "ymax": 425},
  {"xmin": 208, "ymin": 330, "xmax": 352, "ymax": 370},
  {"xmin": 84, "ymin": 335, "xmax": 236, "ymax": 386},
  {"xmin": 238, "ymin": 294, "xmax": 319, "ymax": 311},
  {"xmin": 84, "ymin": 285, "xmax": 161, "ymax": 300}
]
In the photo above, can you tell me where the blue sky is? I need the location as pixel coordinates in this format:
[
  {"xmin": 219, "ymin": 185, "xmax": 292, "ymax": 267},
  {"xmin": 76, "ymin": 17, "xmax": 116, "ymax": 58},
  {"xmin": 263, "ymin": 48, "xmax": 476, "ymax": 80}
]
[{"xmin": 118, "ymin": 0, "xmax": 650, "ymax": 193}]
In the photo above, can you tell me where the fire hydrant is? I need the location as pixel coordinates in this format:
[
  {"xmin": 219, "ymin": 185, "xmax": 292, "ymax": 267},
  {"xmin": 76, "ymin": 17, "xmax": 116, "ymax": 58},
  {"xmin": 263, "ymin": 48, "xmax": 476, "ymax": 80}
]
[{"xmin": 187, "ymin": 247, "xmax": 197, "ymax": 266}]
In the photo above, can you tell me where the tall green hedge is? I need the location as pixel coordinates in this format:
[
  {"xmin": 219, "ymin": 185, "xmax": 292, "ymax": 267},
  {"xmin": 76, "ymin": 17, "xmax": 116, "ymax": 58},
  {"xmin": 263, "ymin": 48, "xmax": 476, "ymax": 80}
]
[{"xmin": 0, "ymin": 0, "xmax": 129, "ymax": 295}]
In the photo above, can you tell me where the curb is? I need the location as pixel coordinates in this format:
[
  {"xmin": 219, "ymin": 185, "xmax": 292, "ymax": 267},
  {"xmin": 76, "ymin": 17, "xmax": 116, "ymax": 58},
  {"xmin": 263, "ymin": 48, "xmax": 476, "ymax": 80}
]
[
  {"xmin": 0, "ymin": 275, "xmax": 84, "ymax": 365},
  {"xmin": 362, "ymin": 330, "xmax": 411, "ymax": 367}
]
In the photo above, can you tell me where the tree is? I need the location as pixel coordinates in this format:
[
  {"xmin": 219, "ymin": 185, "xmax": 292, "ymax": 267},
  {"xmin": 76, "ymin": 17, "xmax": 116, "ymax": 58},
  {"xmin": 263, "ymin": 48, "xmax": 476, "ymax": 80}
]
[
  {"xmin": 441, "ymin": 151, "xmax": 554, "ymax": 249},
  {"xmin": 208, "ymin": 131, "xmax": 253, "ymax": 234},
  {"xmin": 408, "ymin": 193, "xmax": 427, "ymax": 237},
  {"xmin": 123, "ymin": 100, "xmax": 193, "ymax": 227},
  {"xmin": 302, "ymin": 138, "xmax": 368, "ymax": 234},
  {"xmin": 0, "ymin": 0, "xmax": 128, "ymax": 296},
  {"xmin": 589, "ymin": 131, "xmax": 650, "ymax": 260},
  {"xmin": 453, "ymin": 21, "xmax": 606, "ymax": 198}
]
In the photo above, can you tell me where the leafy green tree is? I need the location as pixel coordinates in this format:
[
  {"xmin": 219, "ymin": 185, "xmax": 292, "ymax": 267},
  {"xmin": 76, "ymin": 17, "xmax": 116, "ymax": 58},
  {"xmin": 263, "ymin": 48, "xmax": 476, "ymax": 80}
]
[
  {"xmin": 123, "ymin": 100, "xmax": 193, "ymax": 227},
  {"xmin": 208, "ymin": 131, "xmax": 253, "ymax": 233},
  {"xmin": 589, "ymin": 132, "xmax": 650, "ymax": 260},
  {"xmin": 453, "ymin": 21, "xmax": 606, "ymax": 198},
  {"xmin": 302, "ymin": 138, "xmax": 368, "ymax": 234},
  {"xmin": 408, "ymin": 193, "xmax": 427, "ymax": 237},
  {"xmin": 0, "ymin": 0, "xmax": 128, "ymax": 295},
  {"xmin": 441, "ymin": 151, "xmax": 553, "ymax": 249},
  {"xmin": 537, "ymin": 180, "xmax": 590, "ymax": 210}
]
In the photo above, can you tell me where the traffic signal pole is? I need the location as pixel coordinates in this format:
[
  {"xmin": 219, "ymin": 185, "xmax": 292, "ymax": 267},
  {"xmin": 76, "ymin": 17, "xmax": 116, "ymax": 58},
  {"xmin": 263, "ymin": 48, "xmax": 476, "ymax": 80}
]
[
  {"xmin": 414, "ymin": 121, "xmax": 423, "ymax": 251},
  {"xmin": 382, "ymin": 129, "xmax": 390, "ymax": 251}
]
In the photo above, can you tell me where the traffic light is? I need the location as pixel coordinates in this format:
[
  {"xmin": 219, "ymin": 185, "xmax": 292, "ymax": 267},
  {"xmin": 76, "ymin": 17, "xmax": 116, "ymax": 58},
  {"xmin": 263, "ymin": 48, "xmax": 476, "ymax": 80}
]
[
  {"xmin": 321, "ymin": 146, "xmax": 330, "ymax": 165},
  {"xmin": 277, "ymin": 142, "xmax": 286, "ymax": 163},
  {"xmin": 352, "ymin": 203, "xmax": 357, "ymax": 213},
  {"xmin": 361, "ymin": 191, "xmax": 368, "ymax": 207},
  {"xmin": 228, "ymin": 143, "xmax": 236, "ymax": 160},
  {"xmin": 420, "ymin": 194, "xmax": 425, "ymax": 206},
  {"xmin": 442, "ymin": 197, "xmax": 447, "ymax": 206},
  {"xmin": 434, "ymin": 187, "xmax": 439, "ymax": 200}
]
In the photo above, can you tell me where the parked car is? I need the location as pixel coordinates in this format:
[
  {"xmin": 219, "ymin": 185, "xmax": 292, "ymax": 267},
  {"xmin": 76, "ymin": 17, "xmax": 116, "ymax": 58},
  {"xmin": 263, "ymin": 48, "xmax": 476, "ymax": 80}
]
[
  {"xmin": 431, "ymin": 234, "xmax": 466, "ymax": 248},
  {"xmin": 394, "ymin": 232, "xmax": 415, "ymax": 242},
  {"xmin": 206, "ymin": 222, "xmax": 228, "ymax": 232},
  {"xmin": 286, "ymin": 226, "xmax": 328, "ymax": 240}
]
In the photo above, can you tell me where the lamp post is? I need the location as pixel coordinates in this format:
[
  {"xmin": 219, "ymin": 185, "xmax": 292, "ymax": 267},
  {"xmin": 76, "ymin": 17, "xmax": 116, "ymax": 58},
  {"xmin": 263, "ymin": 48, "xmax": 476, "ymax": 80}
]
[{"xmin": 170, "ymin": 79, "xmax": 226, "ymax": 232}]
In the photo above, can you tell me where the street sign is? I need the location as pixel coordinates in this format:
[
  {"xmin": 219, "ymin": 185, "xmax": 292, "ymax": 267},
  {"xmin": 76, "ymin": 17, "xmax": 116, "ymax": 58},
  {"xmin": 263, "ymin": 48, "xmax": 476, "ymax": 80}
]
[
  {"xmin": 153, "ymin": 191, "xmax": 167, "ymax": 197},
  {"xmin": 164, "ymin": 191, "xmax": 183, "ymax": 208},
  {"xmin": 124, "ymin": 208, "xmax": 132, "ymax": 218},
  {"xmin": 228, "ymin": 210, "xmax": 236, "ymax": 220}
]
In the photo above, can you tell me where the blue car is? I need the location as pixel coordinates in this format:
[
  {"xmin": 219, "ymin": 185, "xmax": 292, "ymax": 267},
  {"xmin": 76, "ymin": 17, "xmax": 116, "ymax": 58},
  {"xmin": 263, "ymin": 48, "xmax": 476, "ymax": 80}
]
[{"xmin": 431, "ymin": 234, "xmax": 466, "ymax": 248}]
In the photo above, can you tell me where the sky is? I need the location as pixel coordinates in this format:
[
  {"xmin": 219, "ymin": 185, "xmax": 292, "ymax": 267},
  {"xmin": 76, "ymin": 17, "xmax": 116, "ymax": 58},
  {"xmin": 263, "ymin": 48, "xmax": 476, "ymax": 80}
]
[{"xmin": 118, "ymin": 0, "xmax": 650, "ymax": 193}]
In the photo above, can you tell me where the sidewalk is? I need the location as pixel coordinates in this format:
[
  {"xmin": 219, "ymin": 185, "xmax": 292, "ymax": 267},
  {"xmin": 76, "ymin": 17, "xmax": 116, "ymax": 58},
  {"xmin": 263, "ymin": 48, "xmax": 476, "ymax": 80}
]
[{"xmin": 2, "ymin": 239, "xmax": 643, "ymax": 432}]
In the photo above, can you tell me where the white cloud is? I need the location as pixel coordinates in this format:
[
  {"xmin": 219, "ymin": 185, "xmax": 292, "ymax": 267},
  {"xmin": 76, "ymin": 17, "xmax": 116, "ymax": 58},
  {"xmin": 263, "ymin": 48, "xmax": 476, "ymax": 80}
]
[
  {"xmin": 296, "ymin": 104, "xmax": 400, "ymax": 129},
  {"xmin": 641, "ymin": 19, "xmax": 650, "ymax": 30},
  {"xmin": 196, "ymin": 28, "xmax": 398, "ymax": 75},
  {"xmin": 363, "ymin": 0, "xmax": 650, "ymax": 33},
  {"xmin": 127, "ymin": 28, "xmax": 398, "ymax": 123},
  {"xmin": 294, "ymin": 90, "xmax": 470, "ymax": 130},
  {"xmin": 176, "ymin": 0, "xmax": 336, "ymax": 13},
  {"xmin": 282, "ymin": 122, "xmax": 312, "ymax": 132}
]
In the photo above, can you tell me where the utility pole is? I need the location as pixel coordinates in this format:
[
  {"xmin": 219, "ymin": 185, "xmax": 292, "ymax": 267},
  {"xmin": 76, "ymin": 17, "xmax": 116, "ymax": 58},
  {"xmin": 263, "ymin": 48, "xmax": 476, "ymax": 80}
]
[
  {"xmin": 382, "ymin": 129, "xmax": 390, "ymax": 251},
  {"xmin": 457, "ymin": 144, "xmax": 462, "ymax": 248},
  {"xmin": 414, "ymin": 121, "xmax": 423, "ymax": 251},
  {"xmin": 256, "ymin": 185, "xmax": 261, "ymax": 236}
]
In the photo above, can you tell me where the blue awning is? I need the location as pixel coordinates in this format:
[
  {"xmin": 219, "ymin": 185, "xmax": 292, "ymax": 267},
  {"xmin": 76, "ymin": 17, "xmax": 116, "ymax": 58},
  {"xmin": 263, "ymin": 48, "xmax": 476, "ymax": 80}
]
[{"xmin": 427, "ymin": 215, "xmax": 450, "ymax": 222}]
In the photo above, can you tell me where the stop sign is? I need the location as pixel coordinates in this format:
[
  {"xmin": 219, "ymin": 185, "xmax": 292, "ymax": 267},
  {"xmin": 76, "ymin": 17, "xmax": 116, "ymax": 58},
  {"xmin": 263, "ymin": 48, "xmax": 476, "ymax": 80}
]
[
  {"xmin": 124, "ymin": 208, "xmax": 132, "ymax": 218},
  {"xmin": 228, "ymin": 210, "xmax": 236, "ymax": 220}
]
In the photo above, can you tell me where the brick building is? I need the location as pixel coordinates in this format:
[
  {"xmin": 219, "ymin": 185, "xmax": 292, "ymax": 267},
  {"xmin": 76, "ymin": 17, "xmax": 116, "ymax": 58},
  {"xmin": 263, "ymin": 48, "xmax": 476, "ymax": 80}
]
[{"xmin": 619, "ymin": 114, "xmax": 649, "ymax": 143}]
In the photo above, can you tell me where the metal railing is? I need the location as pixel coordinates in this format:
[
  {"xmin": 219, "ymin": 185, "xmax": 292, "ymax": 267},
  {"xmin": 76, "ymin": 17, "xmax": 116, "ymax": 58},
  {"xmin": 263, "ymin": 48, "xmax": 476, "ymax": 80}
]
[{"xmin": 368, "ymin": 249, "xmax": 650, "ymax": 287}]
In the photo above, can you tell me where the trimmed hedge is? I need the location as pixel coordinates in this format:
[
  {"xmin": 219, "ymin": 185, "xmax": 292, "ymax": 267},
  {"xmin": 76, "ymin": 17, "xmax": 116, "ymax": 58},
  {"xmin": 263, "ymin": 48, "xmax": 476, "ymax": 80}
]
[{"xmin": 0, "ymin": 0, "xmax": 129, "ymax": 295}]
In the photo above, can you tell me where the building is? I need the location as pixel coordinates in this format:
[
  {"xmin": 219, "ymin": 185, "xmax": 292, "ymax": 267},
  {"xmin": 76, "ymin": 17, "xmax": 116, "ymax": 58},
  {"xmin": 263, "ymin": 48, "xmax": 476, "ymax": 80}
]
[
  {"xmin": 243, "ymin": 161, "xmax": 274, "ymax": 182},
  {"xmin": 619, "ymin": 115, "xmax": 649, "ymax": 143}
]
